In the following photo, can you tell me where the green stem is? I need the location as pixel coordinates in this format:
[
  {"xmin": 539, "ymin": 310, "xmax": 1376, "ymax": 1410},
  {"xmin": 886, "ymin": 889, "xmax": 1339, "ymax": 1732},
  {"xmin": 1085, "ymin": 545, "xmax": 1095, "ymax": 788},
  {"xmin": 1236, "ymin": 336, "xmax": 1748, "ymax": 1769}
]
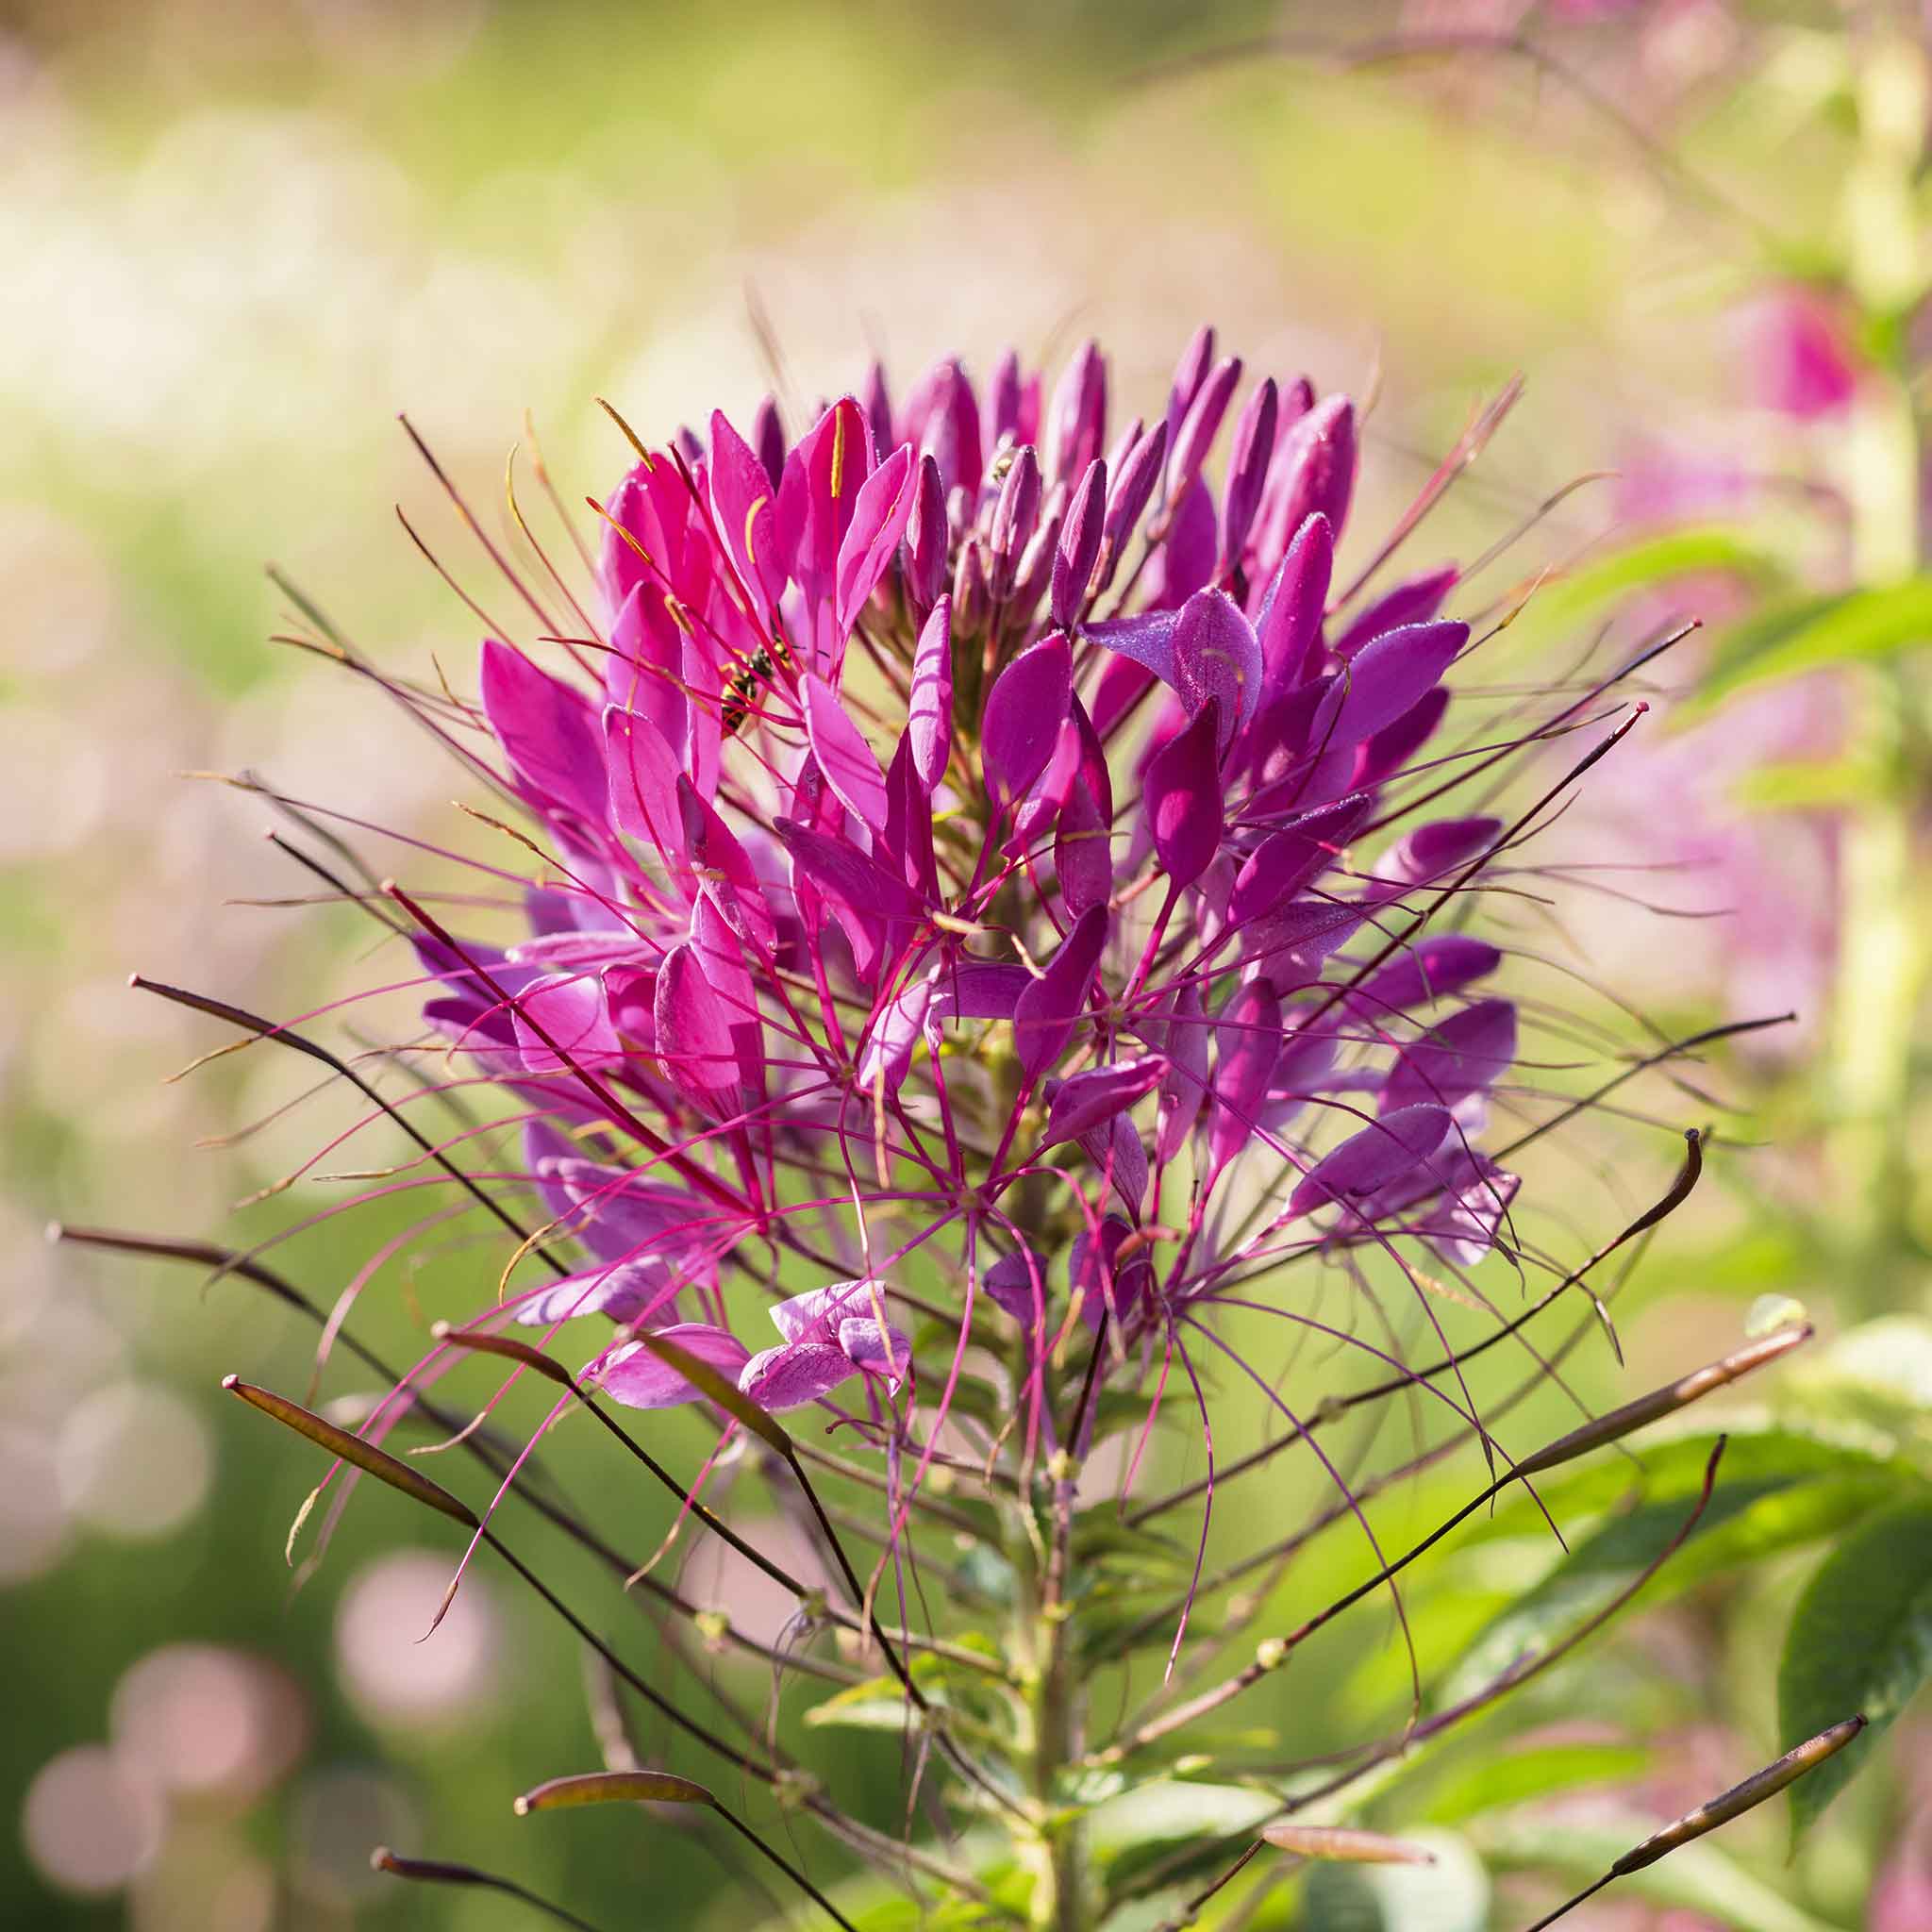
[{"xmin": 1007, "ymin": 1488, "xmax": 1090, "ymax": 1932}]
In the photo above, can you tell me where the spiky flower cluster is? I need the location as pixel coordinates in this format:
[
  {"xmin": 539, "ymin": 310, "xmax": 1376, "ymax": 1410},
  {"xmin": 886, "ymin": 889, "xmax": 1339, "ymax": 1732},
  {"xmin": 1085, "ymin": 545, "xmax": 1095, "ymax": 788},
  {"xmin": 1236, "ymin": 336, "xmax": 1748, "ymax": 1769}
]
[
  {"xmin": 118, "ymin": 325, "xmax": 1831, "ymax": 1932},
  {"xmin": 418, "ymin": 333, "xmax": 1528, "ymax": 1457}
]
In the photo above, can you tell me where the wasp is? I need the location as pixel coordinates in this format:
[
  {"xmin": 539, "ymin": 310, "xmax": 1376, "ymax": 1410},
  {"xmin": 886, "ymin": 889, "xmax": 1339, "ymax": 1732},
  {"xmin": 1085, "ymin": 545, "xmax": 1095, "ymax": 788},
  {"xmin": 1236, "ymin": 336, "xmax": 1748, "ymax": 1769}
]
[{"xmin": 721, "ymin": 630, "xmax": 796, "ymax": 737}]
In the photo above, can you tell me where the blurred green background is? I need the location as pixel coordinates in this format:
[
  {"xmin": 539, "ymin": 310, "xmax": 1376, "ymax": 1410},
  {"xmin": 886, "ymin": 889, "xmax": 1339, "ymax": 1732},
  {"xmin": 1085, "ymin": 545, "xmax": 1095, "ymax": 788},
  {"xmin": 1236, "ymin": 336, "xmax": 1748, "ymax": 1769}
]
[{"xmin": 5, "ymin": 2, "xmax": 1928, "ymax": 1928}]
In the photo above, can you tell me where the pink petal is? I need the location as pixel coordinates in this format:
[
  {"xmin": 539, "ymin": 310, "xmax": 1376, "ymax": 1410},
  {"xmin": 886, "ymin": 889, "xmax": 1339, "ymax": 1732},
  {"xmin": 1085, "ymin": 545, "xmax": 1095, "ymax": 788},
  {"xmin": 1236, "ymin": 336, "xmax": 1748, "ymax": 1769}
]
[
  {"xmin": 512, "ymin": 972, "xmax": 623, "ymax": 1074},
  {"xmin": 739, "ymin": 1341, "xmax": 858, "ymax": 1410},
  {"xmin": 803, "ymin": 675, "xmax": 890, "ymax": 833},
  {"xmin": 835, "ymin": 443, "xmax": 916, "ymax": 634},
  {"xmin": 596, "ymin": 1324, "xmax": 753, "ymax": 1409}
]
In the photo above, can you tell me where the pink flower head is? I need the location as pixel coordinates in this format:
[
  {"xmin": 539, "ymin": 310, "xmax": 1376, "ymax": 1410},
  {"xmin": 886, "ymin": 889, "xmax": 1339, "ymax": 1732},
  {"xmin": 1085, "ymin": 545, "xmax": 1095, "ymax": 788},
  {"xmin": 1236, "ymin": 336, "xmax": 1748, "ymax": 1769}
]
[
  {"xmin": 389, "ymin": 328, "xmax": 1592, "ymax": 1443},
  {"xmin": 125, "ymin": 317, "xmax": 1816, "ymax": 1932},
  {"xmin": 1741, "ymin": 284, "xmax": 1862, "ymax": 421}
]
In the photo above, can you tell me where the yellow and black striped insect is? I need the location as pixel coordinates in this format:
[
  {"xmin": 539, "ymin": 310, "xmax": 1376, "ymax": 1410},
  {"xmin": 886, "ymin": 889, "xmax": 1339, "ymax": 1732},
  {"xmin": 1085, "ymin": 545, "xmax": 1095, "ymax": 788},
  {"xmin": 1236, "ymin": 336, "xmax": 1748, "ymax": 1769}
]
[{"xmin": 721, "ymin": 632, "xmax": 795, "ymax": 737}]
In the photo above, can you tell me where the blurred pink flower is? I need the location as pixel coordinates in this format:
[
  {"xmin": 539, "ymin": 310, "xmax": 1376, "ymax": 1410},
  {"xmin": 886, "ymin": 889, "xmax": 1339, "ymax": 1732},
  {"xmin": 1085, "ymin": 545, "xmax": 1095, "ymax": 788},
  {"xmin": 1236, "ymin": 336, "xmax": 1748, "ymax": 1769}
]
[{"xmin": 1741, "ymin": 287, "xmax": 1862, "ymax": 422}]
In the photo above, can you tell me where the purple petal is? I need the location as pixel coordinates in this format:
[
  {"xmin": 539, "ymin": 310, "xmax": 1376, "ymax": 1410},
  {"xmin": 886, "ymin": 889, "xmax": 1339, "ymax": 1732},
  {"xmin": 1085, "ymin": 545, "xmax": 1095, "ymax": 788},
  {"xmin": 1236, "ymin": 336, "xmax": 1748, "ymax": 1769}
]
[
  {"xmin": 1370, "ymin": 816, "xmax": 1502, "ymax": 891},
  {"xmin": 1143, "ymin": 698, "xmax": 1224, "ymax": 890},
  {"xmin": 1381, "ymin": 997, "xmax": 1518, "ymax": 1117},
  {"xmin": 1077, "ymin": 1111, "xmax": 1150, "ymax": 1217},
  {"xmin": 1055, "ymin": 775, "xmax": 1113, "ymax": 917},
  {"xmin": 860, "ymin": 361, "xmax": 892, "ymax": 458},
  {"xmin": 1052, "ymin": 458, "xmax": 1108, "ymax": 629},
  {"xmin": 904, "ymin": 453, "xmax": 950, "ymax": 612},
  {"xmin": 1332, "ymin": 564, "xmax": 1458, "ymax": 660},
  {"xmin": 989, "ymin": 349, "xmax": 1024, "ymax": 444},
  {"xmin": 1257, "ymin": 393, "xmax": 1357, "ymax": 561},
  {"xmin": 1289, "ymin": 1103, "xmax": 1456, "ymax": 1220},
  {"xmin": 774, "ymin": 819, "xmax": 924, "ymax": 983},
  {"xmin": 596, "ymin": 1324, "xmax": 753, "ymax": 1409},
  {"xmin": 708, "ymin": 410, "xmax": 785, "ymax": 623},
  {"xmin": 1069, "ymin": 1215, "xmax": 1153, "ymax": 1331},
  {"xmin": 513, "ymin": 972, "xmax": 623, "ymax": 1074},
  {"xmin": 908, "ymin": 596, "xmax": 954, "ymax": 793},
  {"xmin": 1150, "ymin": 475, "xmax": 1217, "ymax": 608},
  {"xmin": 1173, "ymin": 588, "xmax": 1262, "ymax": 744},
  {"xmin": 768, "ymin": 1279, "xmax": 879, "ymax": 1344},
  {"xmin": 983, "ymin": 633, "xmax": 1073, "ymax": 808},
  {"xmin": 985, "ymin": 1248, "xmax": 1048, "ymax": 1325},
  {"xmin": 605, "ymin": 704, "xmax": 687, "ymax": 863},
  {"xmin": 988, "ymin": 444, "xmax": 1042, "ymax": 598},
  {"xmin": 1220, "ymin": 376, "xmax": 1278, "ymax": 571},
  {"xmin": 1046, "ymin": 339, "xmax": 1108, "ymax": 483},
  {"xmin": 518, "ymin": 1259, "xmax": 671, "ymax": 1327},
  {"xmin": 882, "ymin": 733, "xmax": 940, "ymax": 903},
  {"xmin": 929, "ymin": 960, "xmax": 1029, "ymax": 1028},
  {"xmin": 1166, "ymin": 354, "xmax": 1242, "ymax": 504},
  {"xmin": 1241, "ymin": 895, "xmax": 1366, "ymax": 978},
  {"xmin": 1101, "ymin": 421, "xmax": 1168, "ymax": 588},
  {"xmin": 753, "ymin": 395, "xmax": 787, "ymax": 489},
  {"xmin": 1334, "ymin": 620, "xmax": 1469, "ymax": 747},
  {"xmin": 1013, "ymin": 905, "xmax": 1109, "ymax": 1079},
  {"xmin": 677, "ymin": 776, "xmax": 775, "ymax": 947},
  {"xmin": 1353, "ymin": 936, "xmax": 1502, "ymax": 1015},
  {"xmin": 1157, "ymin": 981, "xmax": 1209, "ymax": 1162},
  {"xmin": 1041, "ymin": 1057, "xmax": 1165, "ymax": 1147},
  {"xmin": 905, "ymin": 357, "xmax": 982, "ymax": 499},
  {"xmin": 1163, "ymin": 325, "xmax": 1217, "ymax": 449},
  {"xmin": 1209, "ymin": 977, "xmax": 1283, "ymax": 1173},
  {"xmin": 1086, "ymin": 608, "xmax": 1178, "ymax": 688},
  {"xmin": 1253, "ymin": 513, "xmax": 1333, "ymax": 713},
  {"xmin": 547, "ymin": 1158, "xmax": 710, "ymax": 1268},
  {"xmin": 1354, "ymin": 685, "xmax": 1450, "ymax": 791},
  {"xmin": 786, "ymin": 398, "xmax": 874, "ymax": 630},
  {"xmin": 1227, "ymin": 792, "xmax": 1372, "ymax": 929},
  {"xmin": 857, "ymin": 972, "xmax": 933, "ymax": 1095},
  {"xmin": 836, "ymin": 1315, "xmax": 914, "ymax": 1388}
]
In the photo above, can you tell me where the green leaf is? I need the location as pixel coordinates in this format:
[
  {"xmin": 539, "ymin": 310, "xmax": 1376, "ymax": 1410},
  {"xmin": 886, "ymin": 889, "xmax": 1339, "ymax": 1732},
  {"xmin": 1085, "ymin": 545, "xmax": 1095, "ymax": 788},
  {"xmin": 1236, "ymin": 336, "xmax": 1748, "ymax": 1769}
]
[
  {"xmin": 1788, "ymin": 1315, "xmax": 1932, "ymax": 1451},
  {"xmin": 1698, "ymin": 575, "xmax": 1932, "ymax": 704},
  {"xmin": 1416, "ymin": 1740, "xmax": 1651, "ymax": 1826},
  {"xmin": 1471, "ymin": 1814, "xmax": 1845, "ymax": 1932},
  {"xmin": 1778, "ymin": 1498, "xmax": 1932, "ymax": 1839},
  {"xmin": 803, "ymin": 1676, "xmax": 924, "ymax": 1734},
  {"xmin": 1088, "ymin": 1780, "xmax": 1281, "ymax": 1861},
  {"xmin": 1438, "ymin": 1425, "xmax": 1907, "ymax": 1706},
  {"xmin": 1090, "ymin": 1779, "xmax": 1279, "ymax": 1898},
  {"xmin": 1509, "ymin": 526, "xmax": 1784, "ymax": 647},
  {"xmin": 1070, "ymin": 1517, "xmax": 1192, "ymax": 1573}
]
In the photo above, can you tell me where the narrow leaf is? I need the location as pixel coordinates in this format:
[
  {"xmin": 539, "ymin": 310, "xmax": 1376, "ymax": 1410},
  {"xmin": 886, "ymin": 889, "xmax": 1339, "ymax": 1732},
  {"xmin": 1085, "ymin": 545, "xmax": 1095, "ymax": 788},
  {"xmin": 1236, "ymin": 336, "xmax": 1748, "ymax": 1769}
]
[
  {"xmin": 223, "ymin": 1375, "xmax": 478, "ymax": 1528},
  {"xmin": 514, "ymin": 1770, "xmax": 715, "ymax": 1814}
]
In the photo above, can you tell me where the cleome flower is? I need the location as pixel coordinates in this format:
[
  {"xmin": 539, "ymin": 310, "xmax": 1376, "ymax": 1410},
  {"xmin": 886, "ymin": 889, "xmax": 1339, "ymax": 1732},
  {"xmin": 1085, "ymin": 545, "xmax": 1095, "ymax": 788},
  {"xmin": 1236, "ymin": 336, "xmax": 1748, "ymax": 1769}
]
[
  {"xmin": 391, "ymin": 326, "xmax": 1570, "ymax": 1484},
  {"xmin": 78, "ymin": 311, "xmax": 1842, "ymax": 1932}
]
